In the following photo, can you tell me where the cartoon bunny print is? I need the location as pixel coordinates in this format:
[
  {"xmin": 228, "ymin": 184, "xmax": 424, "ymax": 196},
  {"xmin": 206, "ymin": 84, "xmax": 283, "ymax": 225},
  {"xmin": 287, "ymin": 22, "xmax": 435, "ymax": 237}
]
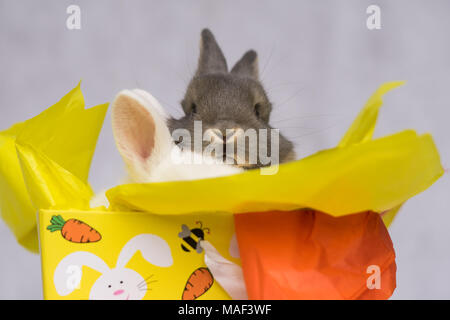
[{"xmin": 53, "ymin": 234, "xmax": 173, "ymax": 300}]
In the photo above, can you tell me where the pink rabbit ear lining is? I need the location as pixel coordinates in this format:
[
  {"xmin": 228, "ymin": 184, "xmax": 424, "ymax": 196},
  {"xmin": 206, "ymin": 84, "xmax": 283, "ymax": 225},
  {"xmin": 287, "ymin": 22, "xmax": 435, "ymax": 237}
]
[{"xmin": 112, "ymin": 92, "xmax": 156, "ymax": 166}]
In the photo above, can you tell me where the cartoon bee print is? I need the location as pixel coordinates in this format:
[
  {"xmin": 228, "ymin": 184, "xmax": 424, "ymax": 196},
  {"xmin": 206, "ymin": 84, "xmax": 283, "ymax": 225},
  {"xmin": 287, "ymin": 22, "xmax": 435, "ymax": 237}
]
[{"xmin": 178, "ymin": 221, "xmax": 210, "ymax": 253}]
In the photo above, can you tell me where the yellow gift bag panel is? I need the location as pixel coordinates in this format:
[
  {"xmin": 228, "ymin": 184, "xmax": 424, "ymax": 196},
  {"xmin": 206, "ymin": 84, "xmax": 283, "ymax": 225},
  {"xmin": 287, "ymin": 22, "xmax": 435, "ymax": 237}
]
[{"xmin": 39, "ymin": 209, "xmax": 237, "ymax": 300}]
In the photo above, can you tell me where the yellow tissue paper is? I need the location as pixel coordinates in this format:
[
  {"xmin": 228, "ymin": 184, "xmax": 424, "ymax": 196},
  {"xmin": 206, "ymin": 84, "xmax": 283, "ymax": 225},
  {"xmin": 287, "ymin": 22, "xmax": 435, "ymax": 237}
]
[
  {"xmin": 16, "ymin": 143, "xmax": 94, "ymax": 211},
  {"xmin": 339, "ymin": 81, "xmax": 405, "ymax": 147},
  {"xmin": 107, "ymin": 82, "xmax": 443, "ymax": 221},
  {"xmin": 0, "ymin": 83, "xmax": 107, "ymax": 252}
]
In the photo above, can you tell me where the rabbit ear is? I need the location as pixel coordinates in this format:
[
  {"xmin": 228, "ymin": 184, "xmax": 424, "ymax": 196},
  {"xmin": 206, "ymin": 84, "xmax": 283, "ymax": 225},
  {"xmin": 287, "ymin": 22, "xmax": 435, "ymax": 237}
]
[
  {"xmin": 116, "ymin": 234, "xmax": 173, "ymax": 269},
  {"xmin": 201, "ymin": 240, "xmax": 248, "ymax": 300},
  {"xmin": 54, "ymin": 251, "xmax": 109, "ymax": 296},
  {"xmin": 196, "ymin": 29, "xmax": 228, "ymax": 76},
  {"xmin": 111, "ymin": 89, "xmax": 173, "ymax": 182},
  {"xmin": 231, "ymin": 50, "xmax": 259, "ymax": 80}
]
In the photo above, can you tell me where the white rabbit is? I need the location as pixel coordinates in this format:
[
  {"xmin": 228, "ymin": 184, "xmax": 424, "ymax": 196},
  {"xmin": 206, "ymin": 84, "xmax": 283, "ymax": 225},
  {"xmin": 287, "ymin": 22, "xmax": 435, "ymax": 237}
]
[
  {"xmin": 200, "ymin": 240, "xmax": 248, "ymax": 300},
  {"xmin": 110, "ymin": 89, "xmax": 243, "ymax": 183},
  {"xmin": 53, "ymin": 234, "xmax": 173, "ymax": 300}
]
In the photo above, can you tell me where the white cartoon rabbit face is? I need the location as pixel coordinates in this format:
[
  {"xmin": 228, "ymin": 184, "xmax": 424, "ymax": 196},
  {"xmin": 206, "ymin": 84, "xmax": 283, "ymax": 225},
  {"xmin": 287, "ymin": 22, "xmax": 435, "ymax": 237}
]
[
  {"xmin": 53, "ymin": 234, "xmax": 173, "ymax": 300},
  {"xmin": 89, "ymin": 268, "xmax": 147, "ymax": 300}
]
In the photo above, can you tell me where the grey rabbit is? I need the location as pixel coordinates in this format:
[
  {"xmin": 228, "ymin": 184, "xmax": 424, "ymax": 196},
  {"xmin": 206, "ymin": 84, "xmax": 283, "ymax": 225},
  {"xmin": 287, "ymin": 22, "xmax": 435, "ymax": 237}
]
[
  {"xmin": 168, "ymin": 29, "xmax": 296, "ymax": 169},
  {"xmin": 109, "ymin": 29, "xmax": 296, "ymax": 184},
  {"xmin": 107, "ymin": 29, "xmax": 297, "ymax": 299}
]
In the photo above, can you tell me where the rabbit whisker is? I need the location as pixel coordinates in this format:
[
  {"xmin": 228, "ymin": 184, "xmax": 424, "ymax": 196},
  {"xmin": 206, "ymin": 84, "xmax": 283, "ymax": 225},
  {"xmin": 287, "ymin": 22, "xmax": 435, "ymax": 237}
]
[
  {"xmin": 275, "ymin": 88, "xmax": 305, "ymax": 109},
  {"xmin": 138, "ymin": 280, "xmax": 158, "ymax": 289},
  {"xmin": 271, "ymin": 113, "xmax": 346, "ymax": 124},
  {"xmin": 145, "ymin": 280, "xmax": 158, "ymax": 284},
  {"xmin": 138, "ymin": 275, "xmax": 154, "ymax": 287},
  {"xmin": 138, "ymin": 281, "xmax": 158, "ymax": 289},
  {"xmin": 288, "ymin": 124, "xmax": 341, "ymax": 141}
]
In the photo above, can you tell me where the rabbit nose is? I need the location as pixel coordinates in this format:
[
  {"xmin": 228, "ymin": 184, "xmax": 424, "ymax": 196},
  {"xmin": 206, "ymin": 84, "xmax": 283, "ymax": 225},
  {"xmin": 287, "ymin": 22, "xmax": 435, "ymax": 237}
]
[
  {"xmin": 114, "ymin": 289, "xmax": 125, "ymax": 296},
  {"xmin": 208, "ymin": 128, "xmax": 239, "ymax": 143},
  {"xmin": 208, "ymin": 128, "xmax": 225, "ymax": 143},
  {"xmin": 203, "ymin": 128, "xmax": 224, "ymax": 144},
  {"xmin": 224, "ymin": 129, "xmax": 239, "ymax": 143}
]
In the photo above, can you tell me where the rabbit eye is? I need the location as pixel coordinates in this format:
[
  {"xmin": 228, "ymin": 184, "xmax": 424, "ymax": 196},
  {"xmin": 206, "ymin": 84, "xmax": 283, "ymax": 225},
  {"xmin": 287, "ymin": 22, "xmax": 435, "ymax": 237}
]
[
  {"xmin": 108, "ymin": 285, "xmax": 112, "ymax": 288},
  {"xmin": 120, "ymin": 281, "xmax": 123, "ymax": 284},
  {"xmin": 254, "ymin": 103, "xmax": 261, "ymax": 118},
  {"xmin": 191, "ymin": 103, "xmax": 197, "ymax": 114}
]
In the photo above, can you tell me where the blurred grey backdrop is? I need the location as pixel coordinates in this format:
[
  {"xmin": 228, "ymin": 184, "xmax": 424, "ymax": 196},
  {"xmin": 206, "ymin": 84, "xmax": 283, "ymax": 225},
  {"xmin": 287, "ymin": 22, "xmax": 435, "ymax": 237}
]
[{"xmin": 0, "ymin": 0, "xmax": 449, "ymax": 299}]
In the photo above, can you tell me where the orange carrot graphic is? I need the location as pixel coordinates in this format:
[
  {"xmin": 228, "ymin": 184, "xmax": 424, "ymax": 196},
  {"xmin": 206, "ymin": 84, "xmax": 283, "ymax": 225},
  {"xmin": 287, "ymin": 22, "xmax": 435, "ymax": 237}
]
[
  {"xmin": 47, "ymin": 215, "xmax": 101, "ymax": 243},
  {"xmin": 182, "ymin": 267, "xmax": 214, "ymax": 300}
]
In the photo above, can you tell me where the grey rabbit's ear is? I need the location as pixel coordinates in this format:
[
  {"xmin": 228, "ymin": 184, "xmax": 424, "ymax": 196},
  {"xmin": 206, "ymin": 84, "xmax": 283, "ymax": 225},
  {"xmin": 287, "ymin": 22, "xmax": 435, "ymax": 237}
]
[
  {"xmin": 196, "ymin": 29, "xmax": 228, "ymax": 76},
  {"xmin": 231, "ymin": 50, "xmax": 259, "ymax": 80}
]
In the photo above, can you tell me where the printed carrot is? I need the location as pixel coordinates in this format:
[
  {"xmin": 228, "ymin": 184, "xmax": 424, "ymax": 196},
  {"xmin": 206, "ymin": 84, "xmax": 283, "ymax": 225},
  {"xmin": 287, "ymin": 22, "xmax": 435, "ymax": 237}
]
[
  {"xmin": 182, "ymin": 267, "xmax": 214, "ymax": 300},
  {"xmin": 47, "ymin": 215, "xmax": 101, "ymax": 243}
]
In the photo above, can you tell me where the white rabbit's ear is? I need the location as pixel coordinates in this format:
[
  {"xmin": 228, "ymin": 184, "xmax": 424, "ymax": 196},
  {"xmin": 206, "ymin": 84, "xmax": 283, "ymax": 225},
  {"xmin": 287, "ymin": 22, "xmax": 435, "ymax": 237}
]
[
  {"xmin": 111, "ymin": 89, "xmax": 173, "ymax": 182},
  {"xmin": 229, "ymin": 233, "xmax": 240, "ymax": 259},
  {"xmin": 201, "ymin": 240, "xmax": 248, "ymax": 300},
  {"xmin": 116, "ymin": 234, "xmax": 173, "ymax": 269},
  {"xmin": 54, "ymin": 251, "xmax": 110, "ymax": 296}
]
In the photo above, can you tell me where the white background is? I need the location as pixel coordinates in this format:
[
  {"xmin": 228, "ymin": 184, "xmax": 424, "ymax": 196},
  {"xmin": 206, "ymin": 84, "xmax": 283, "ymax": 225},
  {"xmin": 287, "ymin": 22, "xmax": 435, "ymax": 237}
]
[{"xmin": 0, "ymin": 0, "xmax": 449, "ymax": 299}]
